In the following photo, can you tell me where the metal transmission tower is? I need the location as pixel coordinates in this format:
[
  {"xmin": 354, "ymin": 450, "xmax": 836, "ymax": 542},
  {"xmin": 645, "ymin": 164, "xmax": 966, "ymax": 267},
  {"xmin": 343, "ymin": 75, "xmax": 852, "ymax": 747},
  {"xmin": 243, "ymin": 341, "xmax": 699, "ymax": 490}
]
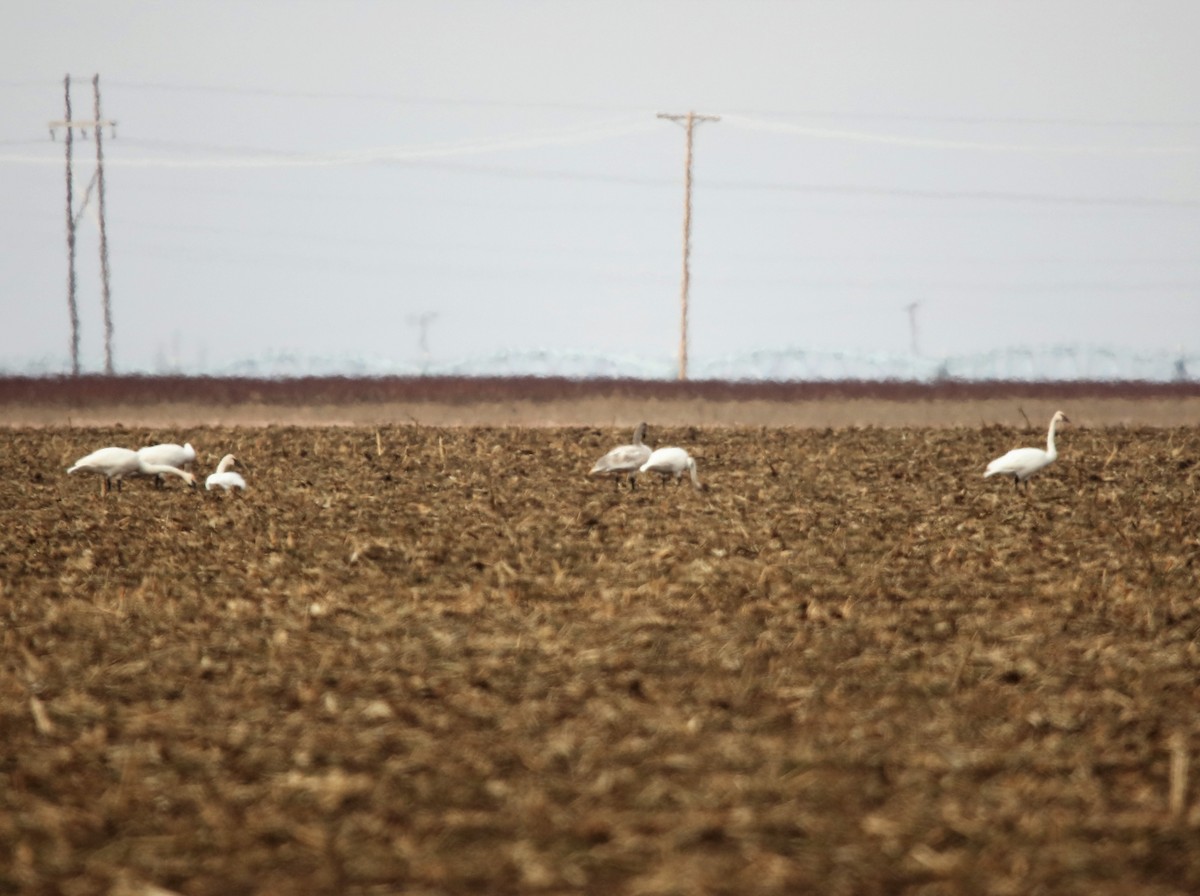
[
  {"xmin": 658, "ymin": 111, "xmax": 718, "ymax": 381},
  {"xmin": 50, "ymin": 74, "xmax": 117, "ymax": 375}
]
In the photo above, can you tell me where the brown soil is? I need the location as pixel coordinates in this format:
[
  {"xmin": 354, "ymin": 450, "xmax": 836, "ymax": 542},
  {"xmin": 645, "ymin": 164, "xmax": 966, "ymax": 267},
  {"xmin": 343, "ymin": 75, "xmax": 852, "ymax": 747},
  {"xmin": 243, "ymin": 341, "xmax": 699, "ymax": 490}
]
[{"xmin": 3, "ymin": 421, "xmax": 1200, "ymax": 894}]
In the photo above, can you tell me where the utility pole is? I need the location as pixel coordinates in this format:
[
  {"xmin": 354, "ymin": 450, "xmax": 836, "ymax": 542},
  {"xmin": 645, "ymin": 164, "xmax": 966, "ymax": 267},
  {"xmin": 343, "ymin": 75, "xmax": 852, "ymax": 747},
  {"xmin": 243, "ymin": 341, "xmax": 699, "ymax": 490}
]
[
  {"xmin": 905, "ymin": 302, "xmax": 920, "ymax": 356},
  {"xmin": 407, "ymin": 312, "xmax": 439, "ymax": 373},
  {"xmin": 50, "ymin": 74, "xmax": 117, "ymax": 375},
  {"xmin": 658, "ymin": 110, "xmax": 718, "ymax": 381},
  {"xmin": 93, "ymin": 75, "xmax": 114, "ymax": 375},
  {"xmin": 60, "ymin": 76, "xmax": 79, "ymax": 376}
]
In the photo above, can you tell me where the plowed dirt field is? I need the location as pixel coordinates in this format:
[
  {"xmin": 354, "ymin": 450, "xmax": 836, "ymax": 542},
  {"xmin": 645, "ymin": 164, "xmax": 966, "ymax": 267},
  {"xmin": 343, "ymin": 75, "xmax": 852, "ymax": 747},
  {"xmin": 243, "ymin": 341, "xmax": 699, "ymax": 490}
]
[{"xmin": 4, "ymin": 421, "xmax": 1200, "ymax": 895}]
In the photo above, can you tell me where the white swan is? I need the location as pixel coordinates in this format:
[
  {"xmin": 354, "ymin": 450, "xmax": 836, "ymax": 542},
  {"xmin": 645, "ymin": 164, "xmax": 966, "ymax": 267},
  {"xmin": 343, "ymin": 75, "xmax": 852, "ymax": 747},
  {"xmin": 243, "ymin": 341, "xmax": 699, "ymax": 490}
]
[
  {"xmin": 205, "ymin": 454, "xmax": 246, "ymax": 493},
  {"xmin": 137, "ymin": 442, "xmax": 196, "ymax": 488},
  {"xmin": 984, "ymin": 410, "xmax": 1069, "ymax": 491},
  {"xmin": 640, "ymin": 446, "xmax": 702, "ymax": 490},
  {"xmin": 589, "ymin": 422, "xmax": 652, "ymax": 489},
  {"xmin": 68, "ymin": 446, "xmax": 197, "ymax": 495}
]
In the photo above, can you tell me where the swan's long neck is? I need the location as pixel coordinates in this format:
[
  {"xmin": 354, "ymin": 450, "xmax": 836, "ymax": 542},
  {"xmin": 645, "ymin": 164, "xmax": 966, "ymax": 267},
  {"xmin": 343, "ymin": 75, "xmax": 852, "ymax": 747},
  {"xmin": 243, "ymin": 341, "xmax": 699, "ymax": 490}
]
[
  {"xmin": 1045, "ymin": 417, "xmax": 1059, "ymax": 459},
  {"xmin": 140, "ymin": 461, "xmax": 192, "ymax": 482},
  {"xmin": 687, "ymin": 459, "xmax": 702, "ymax": 490},
  {"xmin": 217, "ymin": 455, "xmax": 235, "ymax": 474},
  {"xmin": 633, "ymin": 426, "xmax": 645, "ymax": 447}
]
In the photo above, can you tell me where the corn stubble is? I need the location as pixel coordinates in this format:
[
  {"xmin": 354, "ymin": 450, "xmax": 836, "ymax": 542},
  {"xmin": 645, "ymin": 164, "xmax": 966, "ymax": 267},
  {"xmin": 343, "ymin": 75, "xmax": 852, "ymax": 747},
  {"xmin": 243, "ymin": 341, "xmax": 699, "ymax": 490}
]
[{"xmin": 3, "ymin": 424, "xmax": 1200, "ymax": 895}]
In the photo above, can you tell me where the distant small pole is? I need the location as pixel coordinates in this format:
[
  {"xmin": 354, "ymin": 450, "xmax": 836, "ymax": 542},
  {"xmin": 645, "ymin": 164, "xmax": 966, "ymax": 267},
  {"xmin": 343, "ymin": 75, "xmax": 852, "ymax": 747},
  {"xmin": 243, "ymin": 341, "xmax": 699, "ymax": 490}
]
[
  {"xmin": 905, "ymin": 302, "xmax": 920, "ymax": 356},
  {"xmin": 407, "ymin": 312, "xmax": 439, "ymax": 373},
  {"xmin": 659, "ymin": 110, "xmax": 719, "ymax": 381}
]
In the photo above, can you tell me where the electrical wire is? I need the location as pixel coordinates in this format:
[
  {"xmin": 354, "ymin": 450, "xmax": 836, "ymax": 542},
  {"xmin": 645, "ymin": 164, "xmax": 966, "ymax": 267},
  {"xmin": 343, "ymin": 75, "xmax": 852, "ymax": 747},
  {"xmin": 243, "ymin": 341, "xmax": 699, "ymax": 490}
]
[{"xmin": 719, "ymin": 114, "xmax": 1200, "ymax": 155}]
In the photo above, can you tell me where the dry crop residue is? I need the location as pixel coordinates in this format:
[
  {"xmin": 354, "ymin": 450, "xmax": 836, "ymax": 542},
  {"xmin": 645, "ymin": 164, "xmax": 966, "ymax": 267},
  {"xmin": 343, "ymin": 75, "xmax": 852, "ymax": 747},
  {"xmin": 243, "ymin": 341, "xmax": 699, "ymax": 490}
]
[{"xmin": 3, "ymin": 424, "xmax": 1200, "ymax": 895}]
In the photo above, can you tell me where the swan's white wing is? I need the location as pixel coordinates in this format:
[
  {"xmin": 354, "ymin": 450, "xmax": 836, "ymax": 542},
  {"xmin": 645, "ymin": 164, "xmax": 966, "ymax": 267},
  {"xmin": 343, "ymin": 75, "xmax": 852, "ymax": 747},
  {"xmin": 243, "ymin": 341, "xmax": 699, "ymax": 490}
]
[
  {"xmin": 641, "ymin": 446, "xmax": 689, "ymax": 474},
  {"xmin": 591, "ymin": 443, "xmax": 652, "ymax": 474},
  {"xmin": 68, "ymin": 447, "xmax": 138, "ymax": 475},
  {"xmin": 137, "ymin": 443, "xmax": 191, "ymax": 467},
  {"xmin": 985, "ymin": 447, "xmax": 1050, "ymax": 478}
]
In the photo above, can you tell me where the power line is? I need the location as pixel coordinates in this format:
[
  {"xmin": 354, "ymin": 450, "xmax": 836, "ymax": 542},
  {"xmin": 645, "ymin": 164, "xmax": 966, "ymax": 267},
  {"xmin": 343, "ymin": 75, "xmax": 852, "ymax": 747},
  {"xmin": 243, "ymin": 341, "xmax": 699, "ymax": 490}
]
[
  {"xmin": 46, "ymin": 79, "xmax": 1200, "ymax": 129},
  {"xmin": 701, "ymin": 181, "xmax": 1200, "ymax": 209},
  {"xmin": 25, "ymin": 117, "xmax": 660, "ymax": 169},
  {"xmin": 102, "ymin": 79, "xmax": 651, "ymax": 114},
  {"xmin": 5, "ymin": 138, "xmax": 1195, "ymax": 209},
  {"xmin": 719, "ymin": 114, "xmax": 1200, "ymax": 155}
]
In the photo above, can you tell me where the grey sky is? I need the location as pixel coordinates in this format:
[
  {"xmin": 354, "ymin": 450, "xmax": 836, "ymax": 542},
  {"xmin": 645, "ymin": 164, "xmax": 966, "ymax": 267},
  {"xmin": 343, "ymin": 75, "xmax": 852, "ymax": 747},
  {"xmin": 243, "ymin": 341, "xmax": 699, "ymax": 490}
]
[{"xmin": 3, "ymin": 1, "xmax": 1198, "ymax": 377}]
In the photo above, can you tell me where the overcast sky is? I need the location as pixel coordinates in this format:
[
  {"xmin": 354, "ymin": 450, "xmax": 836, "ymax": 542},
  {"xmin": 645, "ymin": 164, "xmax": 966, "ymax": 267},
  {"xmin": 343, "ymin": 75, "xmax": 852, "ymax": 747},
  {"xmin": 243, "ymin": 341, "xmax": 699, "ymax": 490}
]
[{"xmin": 2, "ymin": 1, "xmax": 1198, "ymax": 377}]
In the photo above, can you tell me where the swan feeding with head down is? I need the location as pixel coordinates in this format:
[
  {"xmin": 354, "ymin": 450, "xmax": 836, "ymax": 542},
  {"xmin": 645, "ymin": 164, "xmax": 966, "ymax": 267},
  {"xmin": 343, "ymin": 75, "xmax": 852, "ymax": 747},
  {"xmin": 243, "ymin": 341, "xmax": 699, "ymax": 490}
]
[
  {"xmin": 205, "ymin": 454, "xmax": 246, "ymax": 493},
  {"xmin": 640, "ymin": 446, "xmax": 703, "ymax": 491},
  {"xmin": 984, "ymin": 410, "xmax": 1069, "ymax": 492},
  {"xmin": 589, "ymin": 422, "xmax": 652, "ymax": 490},
  {"xmin": 68, "ymin": 446, "xmax": 197, "ymax": 495}
]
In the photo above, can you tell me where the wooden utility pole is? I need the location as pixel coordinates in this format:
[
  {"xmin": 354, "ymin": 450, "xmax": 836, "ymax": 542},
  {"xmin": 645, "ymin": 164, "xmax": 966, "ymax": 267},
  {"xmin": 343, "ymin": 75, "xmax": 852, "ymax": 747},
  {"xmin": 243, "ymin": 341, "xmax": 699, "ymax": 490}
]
[
  {"xmin": 60, "ymin": 76, "xmax": 79, "ymax": 375},
  {"xmin": 93, "ymin": 75, "xmax": 114, "ymax": 375},
  {"xmin": 658, "ymin": 111, "xmax": 718, "ymax": 381},
  {"xmin": 50, "ymin": 74, "xmax": 117, "ymax": 375}
]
